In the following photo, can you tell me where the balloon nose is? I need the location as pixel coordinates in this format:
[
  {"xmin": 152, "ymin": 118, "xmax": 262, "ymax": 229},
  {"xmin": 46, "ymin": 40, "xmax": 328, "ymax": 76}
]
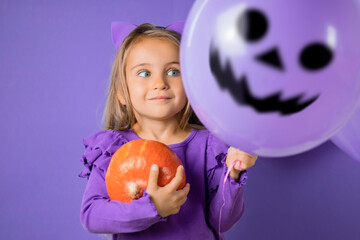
[{"xmin": 255, "ymin": 47, "xmax": 284, "ymax": 70}]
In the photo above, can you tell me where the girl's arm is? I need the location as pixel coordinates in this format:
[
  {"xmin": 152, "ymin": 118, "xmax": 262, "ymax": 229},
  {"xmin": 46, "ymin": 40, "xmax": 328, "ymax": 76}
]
[
  {"xmin": 207, "ymin": 160, "xmax": 247, "ymax": 232},
  {"xmin": 80, "ymin": 164, "xmax": 167, "ymax": 234},
  {"xmin": 206, "ymin": 134, "xmax": 251, "ymax": 232},
  {"xmin": 79, "ymin": 131, "xmax": 167, "ymax": 234}
]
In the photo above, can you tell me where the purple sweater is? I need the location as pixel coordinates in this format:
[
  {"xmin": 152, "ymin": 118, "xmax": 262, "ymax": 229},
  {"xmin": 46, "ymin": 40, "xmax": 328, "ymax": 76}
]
[{"xmin": 79, "ymin": 128, "xmax": 247, "ymax": 240}]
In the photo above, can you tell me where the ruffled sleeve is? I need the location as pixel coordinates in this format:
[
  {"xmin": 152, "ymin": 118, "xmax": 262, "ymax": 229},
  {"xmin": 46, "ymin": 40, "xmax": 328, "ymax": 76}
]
[
  {"xmin": 78, "ymin": 130, "xmax": 128, "ymax": 179},
  {"xmin": 78, "ymin": 130, "xmax": 167, "ymax": 234},
  {"xmin": 205, "ymin": 132, "xmax": 247, "ymax": 235},
  {"xmin": 206, "ymin": 133, "xmax": 247, "ymax": 188}
]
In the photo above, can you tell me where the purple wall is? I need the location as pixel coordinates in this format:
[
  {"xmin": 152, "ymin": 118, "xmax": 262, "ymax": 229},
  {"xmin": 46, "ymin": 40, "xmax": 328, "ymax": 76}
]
[{"xmin": 0, "ymin": 1, "xmax": 359, "ymax": 239}]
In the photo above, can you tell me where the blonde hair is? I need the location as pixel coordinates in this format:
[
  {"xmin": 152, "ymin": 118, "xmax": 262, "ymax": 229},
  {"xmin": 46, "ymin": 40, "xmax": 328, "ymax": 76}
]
[{"xmin": 103, "ymin": 23, "xmax": 203, "ymax": 130}]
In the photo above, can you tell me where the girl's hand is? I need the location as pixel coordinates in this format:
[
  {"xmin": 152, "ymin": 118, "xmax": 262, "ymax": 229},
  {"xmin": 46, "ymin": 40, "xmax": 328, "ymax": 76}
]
[
  {"xmin": 226, "ymin": 147, "xmax": 258, "ymax": 181},
  {"xmin": 146, "ymin": 165, "xmax": 190, "ymax": 218}
]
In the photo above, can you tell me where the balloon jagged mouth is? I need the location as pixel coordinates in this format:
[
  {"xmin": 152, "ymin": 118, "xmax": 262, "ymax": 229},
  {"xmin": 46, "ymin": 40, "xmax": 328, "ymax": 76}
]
[{"xmin": 209, "ymin": 47, "xmax": 319, "ymax": 115}]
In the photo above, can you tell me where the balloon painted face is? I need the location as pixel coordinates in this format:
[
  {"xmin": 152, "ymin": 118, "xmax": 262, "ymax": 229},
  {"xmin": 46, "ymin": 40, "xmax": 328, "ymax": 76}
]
[
  {"xmin": 181, "ymin": 0, "xmax": 360, "ymax": 157},
  {"xmin": 210, "ymin": 7, "xmax": 334, "ymax": 115}
]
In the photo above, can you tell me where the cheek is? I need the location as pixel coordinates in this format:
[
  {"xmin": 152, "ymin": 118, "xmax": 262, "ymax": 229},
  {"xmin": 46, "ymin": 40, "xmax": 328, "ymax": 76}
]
[
  {"xmin": 128, "ymin": 83, "xmax": 146, "ymax": 99},
  {"xmin": 175, "ymin": 80, "xmax": 187, "ymax": 100},
  {"xmin": 177, "ymin": 86, "xmax": 188, "ymax": 107}
]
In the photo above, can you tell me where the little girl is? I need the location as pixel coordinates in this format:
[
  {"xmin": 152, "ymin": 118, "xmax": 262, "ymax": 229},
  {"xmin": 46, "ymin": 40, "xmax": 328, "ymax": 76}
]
[{"xmin": 79, "ymin": 22, "xmax": 257, "ymax": 240}]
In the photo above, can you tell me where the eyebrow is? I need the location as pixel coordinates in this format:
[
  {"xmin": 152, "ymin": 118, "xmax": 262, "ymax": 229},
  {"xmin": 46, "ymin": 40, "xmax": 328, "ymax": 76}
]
[
  {"xmin": 130, "ymin": 61, "xmax": 180, "ymax": 71},
  {"xmin": 131, "ymin": 63, "xmax": 150, "ymax": 71},
  {"xmin": 167, "ymin": 61, "xmax": 180, "ymax": 66}
]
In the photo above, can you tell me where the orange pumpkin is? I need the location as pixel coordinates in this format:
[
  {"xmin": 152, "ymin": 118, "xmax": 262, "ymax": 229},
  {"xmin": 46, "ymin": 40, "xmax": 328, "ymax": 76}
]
[{"xmin": 105, "ymin": 139, "xmax": 186, "ymax": 202}]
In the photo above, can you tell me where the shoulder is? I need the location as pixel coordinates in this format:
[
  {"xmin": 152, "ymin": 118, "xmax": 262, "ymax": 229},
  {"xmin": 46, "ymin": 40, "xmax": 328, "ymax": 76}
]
[
  {"xmin": 199, "ymin": 129, "xmax": 229, "ymax": 158},
  {"xmin": 191, "ymin": 128, "xmax": 229, "ymax": 154},
  {"xmin": 82, "ymin": 129, "xmax": 130, "ymax": 154},
  {"xmin": 79, "ymin": 129, "xmax": 131, "ymax": 178},
  {"xmin": 195, "ymin": 128, "xmax": 228, "ymax": 146}
]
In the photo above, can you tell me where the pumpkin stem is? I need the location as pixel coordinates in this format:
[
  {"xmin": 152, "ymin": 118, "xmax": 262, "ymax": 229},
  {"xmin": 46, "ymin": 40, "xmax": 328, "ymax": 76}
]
[{"xmin": 127, "ymin": 182, "xmax": 142, "ymax": 199}]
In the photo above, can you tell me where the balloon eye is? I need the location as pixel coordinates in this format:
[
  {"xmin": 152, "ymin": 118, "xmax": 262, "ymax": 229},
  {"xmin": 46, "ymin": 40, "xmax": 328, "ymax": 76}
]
[
  {"xmin": 299, "ymin": 43, "xmax": 333, "ymax": 71},
  {"xmin": 237, "ymin": 9, "xmax": 268, "ymax": 42}
]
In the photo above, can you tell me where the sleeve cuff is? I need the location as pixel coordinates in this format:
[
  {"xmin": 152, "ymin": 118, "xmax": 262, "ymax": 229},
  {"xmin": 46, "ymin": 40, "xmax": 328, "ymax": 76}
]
[
  {"xmin": 142, "ymin": 190, "xmax": 168, "ymax": 222},
  {"xmin": 226, "ymin": 169, "xmax": 248, "ymax": 187}
]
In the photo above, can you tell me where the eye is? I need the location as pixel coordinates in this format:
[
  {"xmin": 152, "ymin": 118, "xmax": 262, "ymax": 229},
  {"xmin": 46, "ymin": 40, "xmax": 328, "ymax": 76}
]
[
  {"xmin": 299, "ymin": 43, "xmax": 333, "ymax": 71},
  {"xmin": 138, "ymin": 70, "xmax": 150, "ymax": 77},
  {"xmin": 237, "ymin": 9, "xmax": 268, "ymax": 42},
  {"xmin": 167, "ymin": 69, "xmax": 180, "ymax": 76}
]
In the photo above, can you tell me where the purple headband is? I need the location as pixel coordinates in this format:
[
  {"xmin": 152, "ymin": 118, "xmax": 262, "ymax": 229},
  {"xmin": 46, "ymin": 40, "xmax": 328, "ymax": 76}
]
[{"xmin": 111, "ymin": 21, "xmax": 185, "ymax": 51}]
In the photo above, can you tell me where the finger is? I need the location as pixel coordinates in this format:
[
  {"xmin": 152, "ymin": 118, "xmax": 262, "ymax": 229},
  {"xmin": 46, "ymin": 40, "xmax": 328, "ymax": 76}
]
[
  {"xmin": 167, "ymin": 165, "xmax": 184, "ymax": 192},
  {"xmin": 176, "ymin": 183, "xmax": 190, "ymax": 199},
  {"xmin": 237, "ymin": 152, "xmax": 257, "ymax": 161},
  {"xmin": 226, "ymin": 155, "xmax": 241, "ymax": 170},
  {"xmin": 172, "ymin": 206, "xmax": 181, "ymax": 215},
  {"xmin": 234, "ymin": 159, "xmax": 242, "ymax": 171},
  {"xmin": 231, "ymin": 147, "xmax": 257, "ymax": 159},
  {"xmin": 236, "ymin": 164, "xmax": 244, "ymax": 171},
  {"xmin": 147, "ymin": 164, "xmax": 159, "ymax": 191},
  {"xmin": 251, "ymin": 155, "xmax": 258, "ymax": 163},
  {"xmin": 227, "ymin": 146, "xmax": 236, "ymax": 155},
  {"xmin": 236, "ymin": 155, "xmax": 257, "ymax": 170},
  {"xmin": 177, "ymin": 195, "xmax": 188, "ymax": 206},
  {"xmin": 234, "ymin": 152, "xmax": 253, "ymax": 164}
]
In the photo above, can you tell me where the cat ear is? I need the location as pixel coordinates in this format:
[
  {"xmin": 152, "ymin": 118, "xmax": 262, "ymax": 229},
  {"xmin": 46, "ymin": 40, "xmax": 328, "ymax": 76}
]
[
  {"xmin": 111, "ymin": 22, "xmax": 137, "ymax": 51},
  {"xmin": 166, "ymin": 21, "xmax": 185, "ymax": 35}
]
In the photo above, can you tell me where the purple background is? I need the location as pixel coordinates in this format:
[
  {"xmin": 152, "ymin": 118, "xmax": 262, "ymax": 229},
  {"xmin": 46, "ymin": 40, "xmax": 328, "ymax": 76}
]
[{"xmin": 0, "ymin": 1, "xmax": 359, "ymax": 239}]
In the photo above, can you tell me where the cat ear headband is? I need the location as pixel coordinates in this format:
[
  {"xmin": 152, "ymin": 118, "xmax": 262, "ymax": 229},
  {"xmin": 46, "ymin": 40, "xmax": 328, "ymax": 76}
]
[{"xmin": 111, "ymin": 21, "xmax": 185, "ymax": 51}]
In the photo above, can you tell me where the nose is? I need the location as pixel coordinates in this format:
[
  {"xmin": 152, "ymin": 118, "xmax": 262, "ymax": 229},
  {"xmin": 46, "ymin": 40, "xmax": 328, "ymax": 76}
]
[
  {"xmin": 255, "ymin": 47, "xmax": 284, "ymax": 70},
  {"xmin": 152, "ymin": 76, "xmax": 169, "ymax": 90}
]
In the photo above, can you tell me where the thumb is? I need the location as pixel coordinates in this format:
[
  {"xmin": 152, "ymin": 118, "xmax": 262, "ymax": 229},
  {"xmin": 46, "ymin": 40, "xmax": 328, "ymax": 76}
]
[{"xmin": 147, "ymin": 164, "xmax": 159, "ymax": 192}]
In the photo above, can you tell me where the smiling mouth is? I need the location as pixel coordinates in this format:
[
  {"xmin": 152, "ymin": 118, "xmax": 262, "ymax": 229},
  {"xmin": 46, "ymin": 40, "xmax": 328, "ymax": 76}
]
[
  {"xmin": 209, "ymin": 48, "xmax": 319, "ymax": 115},
  {"xmin": 149, "ymin": 97, "xmax": 171, "ymax": 100}
]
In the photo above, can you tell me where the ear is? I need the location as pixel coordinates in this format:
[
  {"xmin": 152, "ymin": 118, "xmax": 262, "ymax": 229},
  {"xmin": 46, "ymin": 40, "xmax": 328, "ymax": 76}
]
[
  {"xmin": 111, "ymin": 22, "xmax": 137, "ymax": 51},
  {"xmin": 166, "ymin": 21, "xmax": 185, "ymax": 35},
  {"xmin": 117, "ymin": 92, "xmax": 126, "ymax": 106}
]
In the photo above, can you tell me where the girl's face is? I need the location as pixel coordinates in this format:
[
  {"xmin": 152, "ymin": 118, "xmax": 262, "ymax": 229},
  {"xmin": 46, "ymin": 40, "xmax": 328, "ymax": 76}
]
[{"xmin": 123, "ymin": 37, "xmax": 187, "ymax": 123}]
